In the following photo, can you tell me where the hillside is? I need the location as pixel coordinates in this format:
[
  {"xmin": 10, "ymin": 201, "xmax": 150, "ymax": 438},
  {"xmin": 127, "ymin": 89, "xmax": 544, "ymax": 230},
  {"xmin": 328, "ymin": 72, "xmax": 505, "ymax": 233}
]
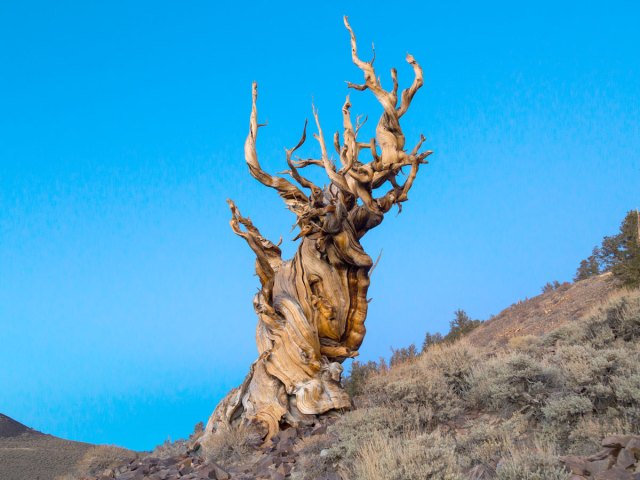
[
  {"xmin": 0, "ymin": 413, "xmax": 41, "ymax": 438},
  {"xmin": 0, "ymin": 415, "xmax": 135, "ymax": 480},
  {"xmin": 468, "ymin": 273, "xmax": 616, "ymax": 347}
]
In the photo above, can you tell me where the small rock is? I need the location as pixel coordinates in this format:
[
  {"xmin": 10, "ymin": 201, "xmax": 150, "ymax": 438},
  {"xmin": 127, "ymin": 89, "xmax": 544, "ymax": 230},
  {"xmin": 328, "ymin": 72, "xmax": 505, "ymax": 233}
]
[
  {"xmin": 588, "ymin": 449, "xmax": 617, "ymax": 461},
  {"xmin": 276, "ymin": 463, "xmax": 292, "ymax": 476},
  {"xmin": 594, "ymin": 467, "xmax": 634, "ymax": 480},
  {"xmin": 617, "ymin": 448, "xmax": 636, "ymax": 469},
  {"xmin": 115, "ymin": 472, "xmax": 136, "ymax": 480},
  {"xmin": 155, "ymin": 469, "xmax": 170, "ymax": 480},
  {"xmin": 627, "ymin": 438, "xmax": 640, "ymax": 454},
  {"xmin": 311, "ymin": 424, "xmax": 327, "ymax": 436},
  {"xmin": 207, "ymin": 462, "xmax": 231, "ymax": 480},
  {"xmin": 588, "ymin": 458, "xmax": 613, "ymax": 475},
  {"xmin": 602, "ymin": 436, "xmax": 634, "ymax": 448},
  {"xmin": 561, "ymin": 455, "xmax": 590, "ymax": 475}
]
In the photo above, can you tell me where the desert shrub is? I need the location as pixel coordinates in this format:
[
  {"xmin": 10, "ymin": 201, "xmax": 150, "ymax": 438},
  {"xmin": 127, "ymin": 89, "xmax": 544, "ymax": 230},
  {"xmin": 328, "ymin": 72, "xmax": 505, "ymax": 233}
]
[
  {"xmin": 203, "ymin": 424, "xmax": 253, "ymax": 466},
  {"xmin": 151, "ymin": 437, "xmax": 189, "ymax": 459},
  {"xmin": 424, "ymin": 340, "xmax": 480, "ymax": 395},
  {"xmin": 73, "ymin": 446, "xmax": 138, "ymax": 477},
  {"xmin": 470, "ymin": 353, "xmax": 561, "ymax": 418},
  {"xmin": 351, "ymin": 429, "xmax": 463, "ymax": 480},
  {"xmin": 293, "ymin": 432, "xmax": 339, "ymax": 480},
  {"xmin": 541, "ymin": 394, "xmax": 593, "ymax": 447},
  {"xmin": 367, "ymin": 363, "xmax": 463, "ymax": 429},
  {"xmin": 554, "ymin": 344, "xmax": 639, "ymax": 413},
  {"xmin": 542, "ymin": 394, "xmax": 593, "ymax": 425},
  {"xmin": 455, "ymin": 422, "xmax": 506, "ymax": 470},
  {"xmin": 495, "ymin": 439, "xmax": 569, "ymax": 480},
  {"xmin": 507, "ymin": 334, "xmax": 542, "ymax": 354},
  {"xmin": 326, "ymin": 407, "xmax": 407, "ymax": 461}
]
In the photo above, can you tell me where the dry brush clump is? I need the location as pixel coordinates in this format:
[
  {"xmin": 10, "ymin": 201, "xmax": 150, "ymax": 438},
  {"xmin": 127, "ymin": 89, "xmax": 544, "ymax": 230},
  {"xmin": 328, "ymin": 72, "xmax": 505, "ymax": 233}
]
[
  {"xmin": 301, "ymin": 289, "xmax": 640, "ymax": 479},
  {"xmin": 55, "ymin": 445, "xmax": 137, "ymax": 480}
]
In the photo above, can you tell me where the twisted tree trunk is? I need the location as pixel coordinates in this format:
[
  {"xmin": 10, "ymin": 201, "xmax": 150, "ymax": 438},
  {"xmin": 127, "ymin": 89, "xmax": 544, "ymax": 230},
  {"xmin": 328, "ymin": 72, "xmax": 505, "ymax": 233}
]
[{"xmin": 201, "ymin": 17, "xmax": 431, "ymax": 448}]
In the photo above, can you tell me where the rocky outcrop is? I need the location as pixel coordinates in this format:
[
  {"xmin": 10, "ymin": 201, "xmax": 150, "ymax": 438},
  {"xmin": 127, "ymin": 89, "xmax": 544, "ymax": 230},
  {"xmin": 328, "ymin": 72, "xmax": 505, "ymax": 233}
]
[{"xmin": 560, "ymin": 435, "xmax": 640, "ymax": 480}]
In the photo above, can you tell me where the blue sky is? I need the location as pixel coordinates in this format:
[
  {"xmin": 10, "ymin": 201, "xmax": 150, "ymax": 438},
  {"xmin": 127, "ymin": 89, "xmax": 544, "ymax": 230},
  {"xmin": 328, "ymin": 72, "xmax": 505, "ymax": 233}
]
[{"xmin": 1, "ymin": 0, "xmax": 638, "ymax": 451}]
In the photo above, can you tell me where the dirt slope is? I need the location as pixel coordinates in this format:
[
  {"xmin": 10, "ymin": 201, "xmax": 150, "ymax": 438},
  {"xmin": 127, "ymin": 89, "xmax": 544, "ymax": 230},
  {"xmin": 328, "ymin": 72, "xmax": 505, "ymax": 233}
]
[
  {"xmin": 0, "ymin": 413, "xmax": 41, "ymax": 439},
  {"xmin": 0, "ymin": 414, "xmax": 135, "ymax": 480},
  {"xmin": 467, "ymin": 273, "xmax": 617, "ymax": 347}
]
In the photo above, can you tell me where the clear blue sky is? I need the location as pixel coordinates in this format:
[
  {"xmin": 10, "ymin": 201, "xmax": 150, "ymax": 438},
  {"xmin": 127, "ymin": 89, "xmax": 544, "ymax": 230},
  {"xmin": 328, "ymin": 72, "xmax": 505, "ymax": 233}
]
[{"xmin": 1, "ymin": 0, "xmax": 638, "ymax": 451}]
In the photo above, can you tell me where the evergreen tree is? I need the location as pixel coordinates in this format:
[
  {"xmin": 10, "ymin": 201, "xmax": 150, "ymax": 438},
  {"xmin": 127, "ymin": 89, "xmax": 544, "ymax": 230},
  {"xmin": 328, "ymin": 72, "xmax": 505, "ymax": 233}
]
[
  {"xmin": 444, "ymin": 309, "xmax": 481, "ymax": 343},
  {"xmin": 422, "ymin": 332, "xmax": 443, "ymax": 353},
  {"xmin": 574, "ymin": 250, "xmax": 600, "ymax": 281},
  {"xmin": 609, "ymin": 210, "xmax": 640, "ymax": 288}
]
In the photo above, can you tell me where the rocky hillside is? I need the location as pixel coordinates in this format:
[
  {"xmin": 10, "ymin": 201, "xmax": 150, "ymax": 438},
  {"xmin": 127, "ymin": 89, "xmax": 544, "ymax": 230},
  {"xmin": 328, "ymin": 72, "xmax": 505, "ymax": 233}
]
[
  {"xmin": 0, "ymin": 414, "xmax": 135, "ymax": 480},
  {"xmin": 467, "ymin": 273, "xmax": 616, "ymax": 347}
]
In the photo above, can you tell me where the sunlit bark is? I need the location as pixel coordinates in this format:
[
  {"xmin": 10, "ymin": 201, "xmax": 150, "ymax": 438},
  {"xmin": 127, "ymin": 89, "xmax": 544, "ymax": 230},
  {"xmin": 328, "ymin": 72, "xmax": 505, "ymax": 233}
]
[{"xmin": 202, "ymin": 16, "xmax": 430, "ymax": 447}]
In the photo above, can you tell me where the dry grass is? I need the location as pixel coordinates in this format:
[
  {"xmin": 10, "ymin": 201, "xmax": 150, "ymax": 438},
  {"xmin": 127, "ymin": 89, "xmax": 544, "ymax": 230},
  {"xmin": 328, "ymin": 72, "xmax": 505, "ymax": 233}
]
[
  {"xmin": 203, "ymin": 423, "xmax": 254, "ymax": 466},
  {"xmin": 352, "ymin": 429, "xmax": 462, "ymax": 480},
  {"xmin": 74, "ymin": 445, "xmax": 137, "ymax": 477}
]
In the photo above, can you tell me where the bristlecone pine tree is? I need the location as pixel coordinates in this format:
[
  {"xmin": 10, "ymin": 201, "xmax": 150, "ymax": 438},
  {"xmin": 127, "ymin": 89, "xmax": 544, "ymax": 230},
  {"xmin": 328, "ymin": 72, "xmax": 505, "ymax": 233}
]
[{"xmin": 201, "ymin": 17, "xmax": 431, "ymax": 448}]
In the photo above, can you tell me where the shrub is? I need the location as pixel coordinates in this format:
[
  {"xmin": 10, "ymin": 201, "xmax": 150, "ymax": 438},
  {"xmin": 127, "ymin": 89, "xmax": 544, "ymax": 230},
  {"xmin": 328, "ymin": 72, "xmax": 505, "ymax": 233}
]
[
  {"xmin": 495, "ymin": 439, "xmax": 569, "ymax": 480},
  {"xmin": 351, "ymin": 429, "xmax": 463, "ymax": 480},
  {"xmin": 72, "ymin": 446, "xmax": 138, "ymax": 478},
  {"xmin": 470, "ymin": 353, "xmax": 561, "ymax": 417},
  {"xmin": 542, "ymin": 394, "xmax": 593, "ymax": 425}
]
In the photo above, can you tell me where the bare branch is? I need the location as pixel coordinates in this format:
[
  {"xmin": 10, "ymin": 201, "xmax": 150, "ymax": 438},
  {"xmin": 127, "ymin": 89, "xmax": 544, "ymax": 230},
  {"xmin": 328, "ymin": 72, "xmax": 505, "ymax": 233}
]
[
  {"xmin": 397, "ymin": 54, "xmax": 424, "ymax": 118},
  {"xmin": 292, "ymin": 158, "xmax": 324, "ymax": 168},
  {"xmin": 227, "ymin": 199, "xmax": 282, "ymax": 292},
  {"xmin": 312, "ymin": 105, "xmax": 351, "ymax": 193},
  {"xmin": 244, "ymin": 82, "xmax": 309, "ymax": 214},
  {"xmin": 285, "ymin": 120, "xmax": 320, "ymax": 192}
]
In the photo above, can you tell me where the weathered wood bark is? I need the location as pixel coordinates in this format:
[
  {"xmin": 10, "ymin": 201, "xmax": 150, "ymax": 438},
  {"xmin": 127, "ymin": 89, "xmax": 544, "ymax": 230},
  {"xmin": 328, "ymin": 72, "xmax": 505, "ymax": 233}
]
[{"xmin": 202, "ymin": 17, "xmax": 431, "ymax": 448}]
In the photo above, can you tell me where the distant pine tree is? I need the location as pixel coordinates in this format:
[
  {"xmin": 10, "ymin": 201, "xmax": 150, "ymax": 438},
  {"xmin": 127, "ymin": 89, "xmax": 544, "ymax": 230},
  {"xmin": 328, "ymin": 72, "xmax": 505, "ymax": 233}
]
[
  {"xmin": 607, "ymin": 210, "xmax": 640, "ymax": 288},
  {"xmin": 574, "ymin": 249, "xmax": 600, "ymax": 281},
  {"xmin": 422, "ymin": 332, "xmax": 443, "ymax": 353},
  {"xmin": 574, "ymin": 210, "xmax": 639, "ymax": 288},
  {"xmin": 444, "ymin": 309, "xmax": 481, "ymax": 343}
]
